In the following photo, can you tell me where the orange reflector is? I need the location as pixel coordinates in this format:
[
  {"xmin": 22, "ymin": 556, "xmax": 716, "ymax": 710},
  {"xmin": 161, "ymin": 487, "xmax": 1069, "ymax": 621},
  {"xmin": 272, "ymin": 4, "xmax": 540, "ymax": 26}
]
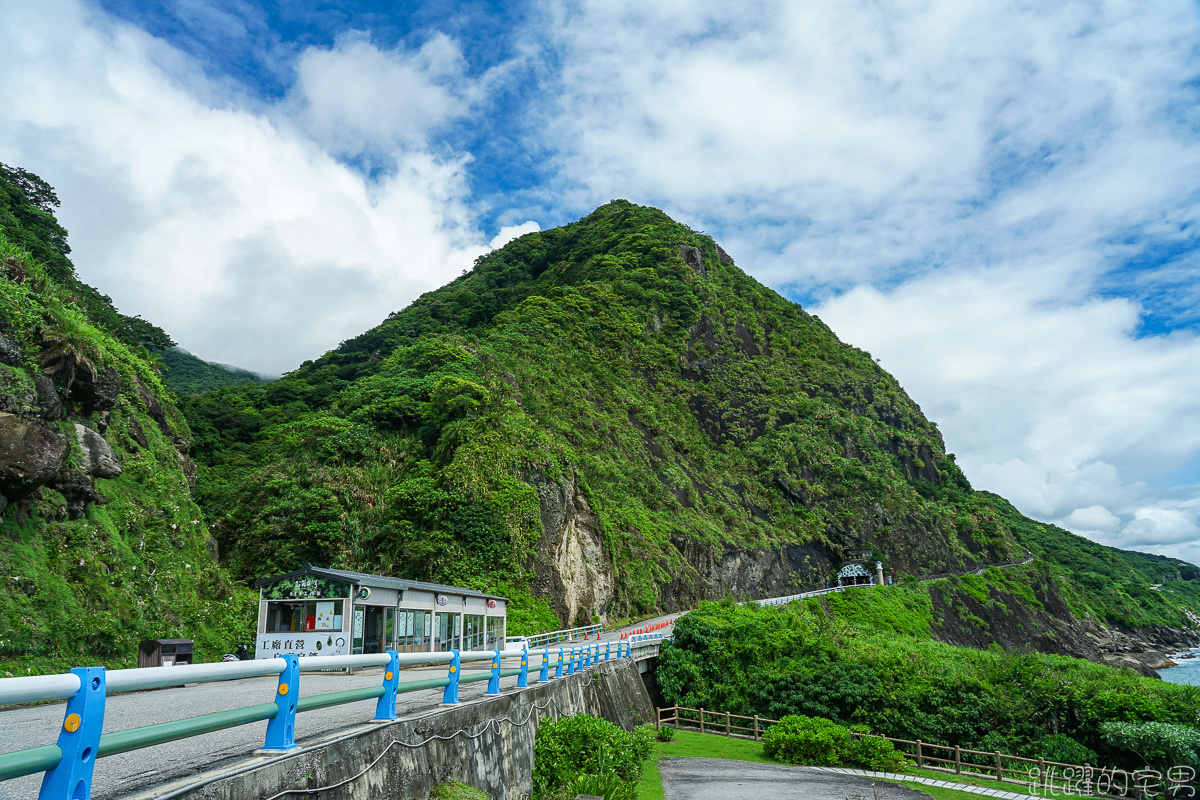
[
  {"xmin": 64, "ymin": 713, "xmax": 81, "ymax": 733},
  {"xmin": 278, "ymin": 683, "xmax": 289, "ymax": 696}
]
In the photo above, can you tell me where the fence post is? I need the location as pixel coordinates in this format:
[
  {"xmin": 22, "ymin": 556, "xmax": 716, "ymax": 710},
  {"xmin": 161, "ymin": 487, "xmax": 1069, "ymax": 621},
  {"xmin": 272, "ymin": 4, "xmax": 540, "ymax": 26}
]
[
  {"xmin": 916, "ymin": 741, "xmax": 924, "ymax": 768},
  {"xmin": 518, "ymin": 648, "xmax": 529, "ymax": 688},
  {"xmin": 954, "ymin": 745, "xmax": 961, "ymax": 774},
  {"xmin": 486, "ymin": 649, "xmax": 502, "ymax": 695},
  {"xmin": 442, "ymin": 650, "xmax": 461, "ymax": 704},
  {"xmin": 592, "ymin": 643, "xmax": 600, "ymax": 666},
  {"xmin": 539, "ymin": 647, "xmax": 550, "ymax": 682},
  {"xmin": 555, "ymin": 646, "xmax": 564, "ymax": 678},
  {"xmin": 605, "ymin": 642, "xmax": 611, "ymax": 661},
  {"xmin": 38, "ymin": 667, "xmax": 105, "ymax": 800},
  {"xmin": 725, "ymin": 711, "xmax": 731, "ymax": 735},
  {"xmin": 567, "ymin": 647, "xmax": 576, "ymax": 675},
  {"xmin": 374, "ymin": 650, "xmax": 399, "ymax": 720},
  {"xmin": 995, "ymin": 752, "xmax": 1004, "ymax": 782},
  {"xmin": 699, "ymin": 707, "xmax": 705, "ymax": 734},
  {"xmin": 753, "ymin": 715, "xmax": 760, "ymax": 741},
  {"xmin": 656, "ymin": 707, "xmax": 661, "ymax": 730},
  {"xmin": 263, "ymin": 654, "xmax": 300, "ymax": 750}
]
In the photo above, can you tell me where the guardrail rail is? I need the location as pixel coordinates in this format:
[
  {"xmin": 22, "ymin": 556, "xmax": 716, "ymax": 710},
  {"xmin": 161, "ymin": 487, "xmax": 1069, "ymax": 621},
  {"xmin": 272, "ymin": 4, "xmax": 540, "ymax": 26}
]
[{"xmin": 0, "ymin": 639, "xmax": 642, "ymax": 800}]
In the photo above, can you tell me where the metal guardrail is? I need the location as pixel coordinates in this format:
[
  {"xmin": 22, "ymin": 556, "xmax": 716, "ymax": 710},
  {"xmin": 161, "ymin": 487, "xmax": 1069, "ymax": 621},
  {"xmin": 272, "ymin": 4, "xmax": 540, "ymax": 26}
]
[
  {"xmin": 0, "ymin": 639, "xmax": 637, "ymax": 800},
  {"xmin": 753, "ymin": 586, "xmax": 847, "ymax": 607},
  {"xmin": 508, "ymin": 623, "xmax": 605, "ymax": 648}
]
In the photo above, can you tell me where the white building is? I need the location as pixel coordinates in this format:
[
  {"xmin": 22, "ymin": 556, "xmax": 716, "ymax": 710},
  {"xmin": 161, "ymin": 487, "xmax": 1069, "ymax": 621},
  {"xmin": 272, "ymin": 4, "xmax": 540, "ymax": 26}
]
[{"xmin": 253, "ymin": 563, "xmax": 508, "ymax": 659}]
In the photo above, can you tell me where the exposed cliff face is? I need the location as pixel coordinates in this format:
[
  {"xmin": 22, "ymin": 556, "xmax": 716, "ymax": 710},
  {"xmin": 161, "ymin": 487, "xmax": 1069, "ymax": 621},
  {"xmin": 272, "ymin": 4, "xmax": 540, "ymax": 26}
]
[{"xmin": 531, "ymin": 471, "xmax": 614, "ymax": 626}]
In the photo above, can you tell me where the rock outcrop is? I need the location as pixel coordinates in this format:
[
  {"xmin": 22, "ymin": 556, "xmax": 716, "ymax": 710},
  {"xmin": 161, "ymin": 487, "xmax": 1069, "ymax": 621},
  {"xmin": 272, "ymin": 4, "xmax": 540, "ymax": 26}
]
[
  {"xmin": 0, "ymin": 412, "xmax": 69, "ymax": 505},
  {"xmin": 531, "ymin": 470, "xmax": 615, "ymax": 626}
]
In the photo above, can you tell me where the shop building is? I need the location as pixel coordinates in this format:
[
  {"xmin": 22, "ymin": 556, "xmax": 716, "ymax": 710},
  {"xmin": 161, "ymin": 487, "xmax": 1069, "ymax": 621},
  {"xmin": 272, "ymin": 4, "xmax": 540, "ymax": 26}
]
[{"xmin": 254, "ymin": 564, "xmax": 508, "ymax": 659}]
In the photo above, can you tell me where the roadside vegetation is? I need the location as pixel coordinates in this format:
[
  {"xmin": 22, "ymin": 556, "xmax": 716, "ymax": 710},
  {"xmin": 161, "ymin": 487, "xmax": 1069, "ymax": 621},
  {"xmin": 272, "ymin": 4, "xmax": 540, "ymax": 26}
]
[{"xmin": 657, "ymin": 597, "xmax": 1200, "ymax": 774}]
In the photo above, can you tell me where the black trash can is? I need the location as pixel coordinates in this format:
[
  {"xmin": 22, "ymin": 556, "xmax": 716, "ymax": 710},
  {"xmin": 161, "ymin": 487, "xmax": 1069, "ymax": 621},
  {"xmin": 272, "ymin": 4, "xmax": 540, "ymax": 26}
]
[{"xmin": 138, "ymin": 639, "xmax": 194, "ymax": 668}]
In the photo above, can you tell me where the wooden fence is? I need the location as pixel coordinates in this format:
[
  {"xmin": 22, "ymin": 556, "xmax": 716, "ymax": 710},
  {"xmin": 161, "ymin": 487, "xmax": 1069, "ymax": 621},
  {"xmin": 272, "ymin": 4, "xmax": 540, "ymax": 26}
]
[{"xmin": 656, "ymin": 705, "xmax": 1170, "ymax": 797}]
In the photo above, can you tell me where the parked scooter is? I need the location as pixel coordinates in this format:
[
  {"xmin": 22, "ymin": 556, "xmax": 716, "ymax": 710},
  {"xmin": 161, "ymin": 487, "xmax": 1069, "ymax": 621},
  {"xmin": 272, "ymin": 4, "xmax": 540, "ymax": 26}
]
[{"xmin": 221, "ymin": 642, "xmax": 251, "ymax": 662}]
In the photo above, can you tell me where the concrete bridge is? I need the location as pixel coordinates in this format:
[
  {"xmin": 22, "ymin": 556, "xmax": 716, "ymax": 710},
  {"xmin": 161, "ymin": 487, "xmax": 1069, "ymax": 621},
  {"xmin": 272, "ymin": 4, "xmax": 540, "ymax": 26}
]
[{"xmin": 0, "ymin": 616, "xmax": 671, "ymax": 800}]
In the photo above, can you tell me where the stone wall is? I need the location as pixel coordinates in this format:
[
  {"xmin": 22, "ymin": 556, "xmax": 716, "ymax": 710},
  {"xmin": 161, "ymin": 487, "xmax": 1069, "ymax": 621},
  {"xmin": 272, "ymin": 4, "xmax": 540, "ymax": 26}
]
[{"xmin": 176, "ymin": 659, "xmax": 654, "ymax": 800}]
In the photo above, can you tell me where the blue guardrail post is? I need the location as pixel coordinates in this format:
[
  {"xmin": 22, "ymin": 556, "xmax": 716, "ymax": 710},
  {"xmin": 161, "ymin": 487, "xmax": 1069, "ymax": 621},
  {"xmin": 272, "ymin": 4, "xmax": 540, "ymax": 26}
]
[
  {"xmin": 442, "ymin": 650, "xmax": 461, "ymax": 704},
  {"xmin": 263, "ymin": 654, "xmax": 300, "ymax": 750},
  {"xmin": 375, "ymin": 650, "xmax": 400, "ymax": 721},
  {"xmin": 39, "ymin": 666, "xmax": 105, "ymax": 800},
  {"xmin": 591, "ymin": 644, "xmax": 599, "ymax": 666},
  {"xmin": 486, "ymin": 649, "xmax": 501, "ymax": 695},
  {"xmin": 565, "ymin": 647, "xmax": 575, "ymax": 675},
  {"xmin": 555, "ymin": 646, "xmax": 564, "ymax": 678},
  {"xmin": 539, "ymin": 647, "xmax": 550, "ymax": 682},
  {"xmin": 604, "ymin": 642, "xmax": 611, "ymax": 661},
  {"xmin": 518, "ymin": 648, "xmax": 529, "ymax": 688}
]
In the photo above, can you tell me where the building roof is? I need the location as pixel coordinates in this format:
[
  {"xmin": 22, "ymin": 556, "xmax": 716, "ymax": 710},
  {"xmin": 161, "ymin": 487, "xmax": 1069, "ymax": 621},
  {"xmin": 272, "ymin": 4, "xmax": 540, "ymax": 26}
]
[{"xmin": 254, "ymin": 563, "xmax": 509, "ymax": 602}]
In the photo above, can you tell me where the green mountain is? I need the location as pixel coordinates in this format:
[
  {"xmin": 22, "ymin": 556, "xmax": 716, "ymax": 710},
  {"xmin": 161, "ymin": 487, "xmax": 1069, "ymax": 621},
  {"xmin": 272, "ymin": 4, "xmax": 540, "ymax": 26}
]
[
  {"xmin": 158, "ymin": 346, "xmax": 272, "ymax": 397},
  {"xmin": 0, "ymin": 165, "xmax": 1195, "ymax": 675},
  {"xmin": 182, "ymin": 199, "xmax": 1199, "ymax": 666},
  {"xmin": 0, "ymin": 164, "xmax": 248, "ymax": 671}
]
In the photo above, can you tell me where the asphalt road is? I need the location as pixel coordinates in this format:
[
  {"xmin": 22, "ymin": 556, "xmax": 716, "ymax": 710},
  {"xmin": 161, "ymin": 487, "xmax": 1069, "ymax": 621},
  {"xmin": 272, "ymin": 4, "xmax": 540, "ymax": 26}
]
[
  {"xmin": 658, "ymin": 758, "xmax": 934, "ymax": 800},
  {"xmin": 0, "ymin": 611, "xmax": 680, "ymax": 800}
]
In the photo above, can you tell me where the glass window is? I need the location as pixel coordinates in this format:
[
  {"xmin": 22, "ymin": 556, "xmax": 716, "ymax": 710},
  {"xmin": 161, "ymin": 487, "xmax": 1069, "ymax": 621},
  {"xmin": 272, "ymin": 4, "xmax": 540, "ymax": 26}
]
[
  {"xmin": 434, "ymin": 612, "xmax": 461, "ymax": 652},
  {"xmin": 486, "ymin": 616, "xmax": 506, "ymax": 650},
  {"xmin": 463, "ymin": 614, "xmax": 485, "ymax": 651},
  {"xmin": 397, "ymin": 610, "xmax": 430, "ymax": 652}
]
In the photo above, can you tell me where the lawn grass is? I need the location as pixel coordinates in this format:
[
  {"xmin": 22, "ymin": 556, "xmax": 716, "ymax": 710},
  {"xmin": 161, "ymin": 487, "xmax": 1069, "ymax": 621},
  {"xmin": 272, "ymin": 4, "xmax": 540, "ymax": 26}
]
[{"xmin": 633, "ymin": 729, "xmax": 1094, "ymax": 800}]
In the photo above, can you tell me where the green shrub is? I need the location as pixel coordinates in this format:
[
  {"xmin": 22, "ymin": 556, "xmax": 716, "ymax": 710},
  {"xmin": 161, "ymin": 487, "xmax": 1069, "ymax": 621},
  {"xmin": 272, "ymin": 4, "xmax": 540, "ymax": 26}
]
[
  {"xmin": 1026, "ymin": 734, "xmax": 1098, "ymax": 766},
  {"xmin": 532, "ymin": 714, "xmax": 652, "ymax": 797},
  {"xmin": 656, "ymin": 726, "xmax": 676, "ymax": 742},
  {"xmin": 1101, "ymin": 721, "xmax": 1200, "ymax": 770},
  {"xmin": 762, "ymin": 715, "xmax": 906, "ymax": 770},
  {"xmin": 566, "ymin": 771, "xmax": 636, "ymax": 800},
  {"xmin": 762, "ymin": 715, "xmax": 856, "ymax": 766},
  {"xmin": 430, "ymin": 783, "xmax": 489, "ymax": 800}
]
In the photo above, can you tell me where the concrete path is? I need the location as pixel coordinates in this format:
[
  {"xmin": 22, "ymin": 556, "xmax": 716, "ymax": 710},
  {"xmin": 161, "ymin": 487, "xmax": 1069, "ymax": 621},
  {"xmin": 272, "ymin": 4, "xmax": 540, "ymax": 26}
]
[
  {"xmin": 658, "ymin": 758, "xmax": 934, "ymax": 800},
  {"xmin": 658, "ymin": 759, "xmax": 1032, "ymax": 800},
  {"xmin": 812, "ymin": 767, "xmax": 1030, "ymax": 800}
]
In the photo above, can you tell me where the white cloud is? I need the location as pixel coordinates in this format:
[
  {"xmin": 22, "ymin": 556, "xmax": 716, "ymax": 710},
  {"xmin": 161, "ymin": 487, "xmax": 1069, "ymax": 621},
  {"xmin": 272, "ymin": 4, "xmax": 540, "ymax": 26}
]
[
  {"xmin": 0, "ymin": 0, "xmax": 490, "ymax": 374},
  {"xmin": 489, "ymin": 221, "xmax": 540, "ymax": 250},
  {"xmin": 285, "ymin": 32, "xmax": 473, "ymax": 157},
  {"xmin": 534, "ymin": 0, "xmax": 1200, "ymax": 564}
]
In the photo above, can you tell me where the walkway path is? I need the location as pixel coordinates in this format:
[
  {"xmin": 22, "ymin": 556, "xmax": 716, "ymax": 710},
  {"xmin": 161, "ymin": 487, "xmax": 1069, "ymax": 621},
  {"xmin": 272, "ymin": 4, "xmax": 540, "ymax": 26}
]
[
  {"xmin": 658, "ymin": 758, "xmax": 932, "ymax": 800},
  {"xmin": 658, "ymin": 759, "xmax": 1032, "ymax": 800}
]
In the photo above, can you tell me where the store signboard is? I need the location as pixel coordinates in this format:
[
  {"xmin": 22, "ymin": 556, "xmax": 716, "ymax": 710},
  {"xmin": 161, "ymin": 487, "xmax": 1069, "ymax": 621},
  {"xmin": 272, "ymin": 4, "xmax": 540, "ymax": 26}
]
[
  {"xmin": 261, "ymin": 577, "xmax": 351, "ymax": 601},
  {"xmin": 255, "ymin": 632, "xmax": 349, "ymax": 658}
]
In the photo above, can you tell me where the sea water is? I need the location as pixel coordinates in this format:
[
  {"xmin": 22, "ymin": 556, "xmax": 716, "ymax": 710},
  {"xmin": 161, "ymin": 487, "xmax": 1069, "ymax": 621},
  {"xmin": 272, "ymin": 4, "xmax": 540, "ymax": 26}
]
[{"xmin": 1157, "ymin": 648, "xmax": 1200, "ymax": 686}]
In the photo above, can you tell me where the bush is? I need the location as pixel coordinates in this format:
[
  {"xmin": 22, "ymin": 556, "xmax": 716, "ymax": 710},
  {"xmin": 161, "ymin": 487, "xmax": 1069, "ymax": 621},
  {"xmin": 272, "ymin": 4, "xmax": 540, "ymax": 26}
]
[
  {"xmin": 763, "ymin": 715, "xmax": 856, "ymax": 766},
  {"xmin": 532, "ymin": 714, "xmax": 653, "ymax": 797},
  {"xmin": 656, "ymin": 726, "xmax": 676, "ymax": 742},
  {"xmin": 1101, "ymin": 721, "xmax": 1200, "ymax": 770},
  {"xmin": 762, "ymin": 715, "xmax": 907, "ymax": 770},
  {"xmin": 1026, "ymin": 734, "xmax": 1098, "ymax": 766},
  {"xmin": 430, "ymin": 783, "xmax": 489, "ymax": 800}
]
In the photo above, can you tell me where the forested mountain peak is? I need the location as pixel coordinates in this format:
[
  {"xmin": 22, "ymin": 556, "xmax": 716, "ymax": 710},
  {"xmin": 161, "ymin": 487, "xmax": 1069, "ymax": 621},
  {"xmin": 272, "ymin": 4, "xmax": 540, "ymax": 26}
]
[{"xmin": 184, "ymin": 200, "xmax": 1200, "ymax": 657}]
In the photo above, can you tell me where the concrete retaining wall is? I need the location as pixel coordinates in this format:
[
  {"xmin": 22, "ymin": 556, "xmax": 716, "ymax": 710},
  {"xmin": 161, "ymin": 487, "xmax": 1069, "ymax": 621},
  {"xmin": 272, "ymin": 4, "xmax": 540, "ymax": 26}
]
[{"xmin": 172, "ymin": 660, "xmax": 654, "ymax": 800}]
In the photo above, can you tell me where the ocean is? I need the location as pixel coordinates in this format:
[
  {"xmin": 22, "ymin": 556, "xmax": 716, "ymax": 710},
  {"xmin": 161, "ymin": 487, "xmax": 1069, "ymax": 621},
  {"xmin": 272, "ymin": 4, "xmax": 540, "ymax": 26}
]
[{"xmin": 1157, "ymin": 649, "xmax": 1200, "ymax": 686}]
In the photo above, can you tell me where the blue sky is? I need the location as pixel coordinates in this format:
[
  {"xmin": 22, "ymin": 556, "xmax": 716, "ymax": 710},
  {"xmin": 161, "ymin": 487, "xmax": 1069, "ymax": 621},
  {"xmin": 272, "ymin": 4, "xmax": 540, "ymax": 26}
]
[{"xmin": 3, "ymin": 0, "xmax": 1200, "ymax": 565}]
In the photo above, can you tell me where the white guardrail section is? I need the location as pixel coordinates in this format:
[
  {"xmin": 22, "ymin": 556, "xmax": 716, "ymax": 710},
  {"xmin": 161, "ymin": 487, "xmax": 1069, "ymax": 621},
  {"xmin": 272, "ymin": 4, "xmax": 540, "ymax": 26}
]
[{"xmin": 753, "ymin": 586, "xmax": 846, "ymax": 607}]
